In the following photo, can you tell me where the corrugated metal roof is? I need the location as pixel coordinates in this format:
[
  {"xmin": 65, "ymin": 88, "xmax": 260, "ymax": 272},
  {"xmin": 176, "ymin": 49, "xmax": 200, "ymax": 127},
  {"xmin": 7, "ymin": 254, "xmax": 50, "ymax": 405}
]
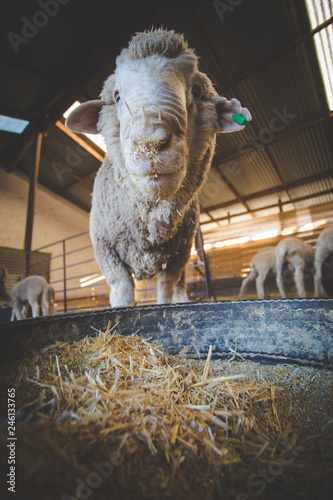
[
  {"xmin": 289, "ymin": 177, "xmax": 333, "ymax": 208},
  {"xmin": 198, "ymin": 168, "xmax": 236, "ymax": 208},
  {"xmin": 208, "ymin": 202, "xmax": 248, "ymax": 220},
  {"xmin": 269, "ymin": 122, "xmax": 333, "ymax": 183},
  {"xmin": 217, "ymin": 150, "xmax": 283, "ymax": 195}
]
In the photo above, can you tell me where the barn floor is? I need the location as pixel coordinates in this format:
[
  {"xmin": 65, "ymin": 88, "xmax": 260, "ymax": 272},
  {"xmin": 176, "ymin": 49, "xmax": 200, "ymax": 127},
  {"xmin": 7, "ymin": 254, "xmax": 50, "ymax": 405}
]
[{"xmin": 0, "ymin": 300, "xmax": 332, "ymax": 500}]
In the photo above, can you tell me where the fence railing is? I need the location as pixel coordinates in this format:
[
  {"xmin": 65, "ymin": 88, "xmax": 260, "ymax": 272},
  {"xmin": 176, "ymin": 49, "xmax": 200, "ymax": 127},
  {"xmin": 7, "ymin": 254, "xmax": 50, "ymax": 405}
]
[{"xmin": 27, "ymin": 225, "xmax": 213, "ymax": 314}]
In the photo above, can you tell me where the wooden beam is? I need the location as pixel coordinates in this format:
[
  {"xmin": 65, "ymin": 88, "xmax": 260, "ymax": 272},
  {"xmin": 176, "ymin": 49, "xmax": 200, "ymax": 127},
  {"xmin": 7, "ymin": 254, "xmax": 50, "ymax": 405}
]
[
  {"xmin": 201, "ymin": 188, "xmax": 333, "ymax": 225},
  {"xmin": 212, "ymin": 164, "xmax": 255, "ymax": 218},
  {"xmin": 201, "ymin": 170, "xmax": 333, "ymax": 214},
  {"xmin": 3, "ymin": 40, "xmax": 114, "ymax": 172},
  {"xmin": 42, "ymin": 151, "xmax": 94, "ymax": 190},
  {"xmin": 55, "ymin": 121, "xmax": 105, "ymax": 163}
]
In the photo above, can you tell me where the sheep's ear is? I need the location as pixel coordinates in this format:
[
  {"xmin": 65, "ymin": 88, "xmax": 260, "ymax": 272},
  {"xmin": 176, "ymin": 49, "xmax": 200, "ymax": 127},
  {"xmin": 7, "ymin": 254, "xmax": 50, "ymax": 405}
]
[
  {"xmin": 65, "ymin": 100, "xmax": 106, "ymax": 134},
  {"xmin": 214, "ymin": 97, "xmax": 252, "ymax": 133}
]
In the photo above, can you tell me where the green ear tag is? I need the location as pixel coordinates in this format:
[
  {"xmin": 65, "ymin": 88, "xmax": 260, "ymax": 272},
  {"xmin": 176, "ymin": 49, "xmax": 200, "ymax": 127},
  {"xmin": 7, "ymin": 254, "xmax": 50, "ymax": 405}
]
[{"xmin": 232, "ymin": 113, "xmax": 249, "ymax": 126}]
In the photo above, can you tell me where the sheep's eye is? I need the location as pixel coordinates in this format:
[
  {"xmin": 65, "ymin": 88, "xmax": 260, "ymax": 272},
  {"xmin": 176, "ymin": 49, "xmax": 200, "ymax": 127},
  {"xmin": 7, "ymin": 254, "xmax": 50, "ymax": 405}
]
[
  {"xmin": 114, "ymin": 91, "xmax": 120, "ymax": 103},
  {"xmin": 192, "ymin": 85, "xmax": 201, "ymax": 99}
]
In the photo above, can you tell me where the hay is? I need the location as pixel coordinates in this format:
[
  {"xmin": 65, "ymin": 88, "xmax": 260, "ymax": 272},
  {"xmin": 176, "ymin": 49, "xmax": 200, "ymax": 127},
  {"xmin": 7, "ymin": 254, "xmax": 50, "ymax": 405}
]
[{"xmin": 1, "ymin": 322, "xmax": 333, "ymax": 500}]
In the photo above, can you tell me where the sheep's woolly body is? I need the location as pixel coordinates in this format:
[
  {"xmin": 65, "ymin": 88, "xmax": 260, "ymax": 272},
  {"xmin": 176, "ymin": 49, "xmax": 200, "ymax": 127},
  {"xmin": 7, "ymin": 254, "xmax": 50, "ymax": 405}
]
[
  {"xmin": 275, "ymin": 237, "xmax": 314, "ymax": 299},
  {"xmin": 90, "ymin": 158, "xmax": 199, "ymax": 281},
  {"xmin": 239, "ymin": 247, "xmax": 276, "ymax": 299},
  {"xmin": 314, "ymin": 227, "xmax": 333, "ymax": 297},
  {"xmin": 66, "ymin": 29, "xmax": 252, "ymax": 306},
  {"xmin": 0, "ymin": 273, "xmax": 55, "ymax": 320}
]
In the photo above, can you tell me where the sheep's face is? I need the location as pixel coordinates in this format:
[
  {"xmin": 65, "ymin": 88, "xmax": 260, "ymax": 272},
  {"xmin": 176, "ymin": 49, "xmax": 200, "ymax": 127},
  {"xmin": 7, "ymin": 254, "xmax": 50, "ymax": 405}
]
[
  {"xmin": 65, "ymin": 30, "xmax": 251, "ymax": 202},
  {"xmin": 101, "ymin": 54, "xmax": 217, "ymax": 201}
]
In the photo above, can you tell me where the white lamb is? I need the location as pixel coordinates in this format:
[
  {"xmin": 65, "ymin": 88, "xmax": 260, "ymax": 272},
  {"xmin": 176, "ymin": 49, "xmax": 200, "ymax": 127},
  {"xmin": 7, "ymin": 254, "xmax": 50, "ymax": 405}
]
[
  {"xmin": 0, "ymin": 266, "xmax": 55, "ymax": 320},
  {"xmin": 11, "ymin": 276, "xmax": 55, "ymax": 320},
  {"xmin": 238, "ymin": 247, "xmax": 276, "ymax": 300},
  {"xmin": 66, "ymin": 29, "xmax": 251, "ymax": 307},
  {"xmin": 275, "ymin": 237, "xmax": 314, "ymax": 298},
  {"xmin": 314, "ymin": 227, "xmax": 333, "ymax": 297}
]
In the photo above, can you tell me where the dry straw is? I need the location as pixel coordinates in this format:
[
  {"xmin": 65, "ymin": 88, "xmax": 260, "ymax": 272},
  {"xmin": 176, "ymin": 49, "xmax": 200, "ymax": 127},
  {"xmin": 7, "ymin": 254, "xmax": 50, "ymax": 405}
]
[{"xmin": 9, "ymin": 322, "xmax": 333, "ymax": 500}]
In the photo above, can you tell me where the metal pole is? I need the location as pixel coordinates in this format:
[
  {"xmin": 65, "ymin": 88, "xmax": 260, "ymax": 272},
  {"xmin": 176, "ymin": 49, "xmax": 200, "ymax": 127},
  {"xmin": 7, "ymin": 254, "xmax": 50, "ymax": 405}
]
[
  {"xmin": 22, "ymin": 128, "xmax": 43, "ymax": 279},
  {"xmin": 63, "ymin": 240, "xmax": 67, "ymax": 313},
  {"xmin": 197, "ymin": 223, "xmax": 216, "ymax": 301}
]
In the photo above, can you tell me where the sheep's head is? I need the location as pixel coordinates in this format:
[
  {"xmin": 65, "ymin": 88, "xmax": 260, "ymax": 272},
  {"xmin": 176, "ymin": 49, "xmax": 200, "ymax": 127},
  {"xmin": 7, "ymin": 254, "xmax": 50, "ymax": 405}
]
[{"xmin": 66, "ymin": 29, "xmax": 251, "ymax": 202}]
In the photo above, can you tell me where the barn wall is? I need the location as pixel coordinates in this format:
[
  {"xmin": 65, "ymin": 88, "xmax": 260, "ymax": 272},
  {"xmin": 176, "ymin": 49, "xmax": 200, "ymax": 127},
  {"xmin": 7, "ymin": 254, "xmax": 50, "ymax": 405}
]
[
  {"xmin": 0, "ymin": 169, "xmax": 97, "ymax": 312},
  {"xmin": 0, "ymin": 169, "xmax": 89, "ymax": 250}
]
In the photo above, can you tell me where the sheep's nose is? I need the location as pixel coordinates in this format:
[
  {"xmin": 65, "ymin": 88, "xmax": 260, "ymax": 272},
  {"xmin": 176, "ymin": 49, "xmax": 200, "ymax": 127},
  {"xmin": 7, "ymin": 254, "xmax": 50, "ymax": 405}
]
[{"xmin": 132, "ymin": 127, "xmax": 171, "ymax": 153}]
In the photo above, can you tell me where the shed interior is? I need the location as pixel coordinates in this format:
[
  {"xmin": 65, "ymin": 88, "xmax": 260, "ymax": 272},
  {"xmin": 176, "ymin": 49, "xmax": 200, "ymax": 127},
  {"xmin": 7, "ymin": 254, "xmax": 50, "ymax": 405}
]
[
  {"xmin": 0, "ymin": 3, "xmax": 333, "ymax": 499},
  {"xmin": 0, "ymin": 0, "xmax": 332, "ymax": 309}
]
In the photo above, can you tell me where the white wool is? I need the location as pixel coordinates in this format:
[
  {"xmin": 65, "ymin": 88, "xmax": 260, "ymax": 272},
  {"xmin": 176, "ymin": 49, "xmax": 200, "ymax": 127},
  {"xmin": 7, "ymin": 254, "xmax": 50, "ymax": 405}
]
[
  {"xmin": 0, "ymin": 269, "xmax": 54, "ymax": 320},
  {"xmin": 275, "ymin": 237, "xmax": 314, "ymax": 299},
  {"xmin": 314, "ymin": 227, "xmax": 333, "ymax": 297},
  {"xmin": 239, "ymin": 247, "xmax": 276, "ymax": 300},
  {"xmin": 66, "ymin": 29, "xmax": 251, "ymax": 307}
]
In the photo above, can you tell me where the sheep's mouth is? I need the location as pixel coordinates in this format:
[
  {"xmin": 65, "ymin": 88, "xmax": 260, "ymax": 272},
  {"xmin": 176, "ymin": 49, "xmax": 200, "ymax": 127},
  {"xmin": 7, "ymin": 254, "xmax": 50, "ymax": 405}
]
[
  {"xmin": 145, "ymin": 168, "xmax": 182, "ymax": 180},
  {"xmin": 125, "ymin": 135, "xmax": 187, "ymax": 191},
  {"xmin": 132, "ymin": 165, "xmax": 185, "ymax": 200},
  {"xmin": 128, "ymin": 152, "xmax": 185, "ymax": 179}
]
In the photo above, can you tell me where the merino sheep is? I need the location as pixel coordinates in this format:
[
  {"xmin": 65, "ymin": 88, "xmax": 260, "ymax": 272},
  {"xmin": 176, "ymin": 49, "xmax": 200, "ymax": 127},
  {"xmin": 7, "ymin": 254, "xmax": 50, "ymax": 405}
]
[
  {"xmin": 0, "ymin": 267, "xmax": 54, "ymax": 320},
  {"xmin": 275, "ymin": 237, "xmax": 314, "ymax": 298},
  {"xmin": 238, "ymin": 247, "xmax": 276, "ymax": 300},
  {"xmin": 19, "ymin": 282, "xmax": 55, "ymax": 319},
  {"xmin": 66, "ymin": 29, "xmax": 251, "ymax": 307},
  {"xmin": 10, "ymin": 276, "xmax": 55, "ymax": 320},
  {"xmin": 314, "ymin": 227, "xmax": 333, "ymax": 297}
]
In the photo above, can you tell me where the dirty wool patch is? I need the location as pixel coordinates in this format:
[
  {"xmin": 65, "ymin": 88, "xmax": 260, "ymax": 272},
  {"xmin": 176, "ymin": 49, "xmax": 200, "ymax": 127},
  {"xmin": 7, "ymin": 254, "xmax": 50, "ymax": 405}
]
[{"xmin": 0, "ymin": 323, "xmax": 332, "ymax": 500}]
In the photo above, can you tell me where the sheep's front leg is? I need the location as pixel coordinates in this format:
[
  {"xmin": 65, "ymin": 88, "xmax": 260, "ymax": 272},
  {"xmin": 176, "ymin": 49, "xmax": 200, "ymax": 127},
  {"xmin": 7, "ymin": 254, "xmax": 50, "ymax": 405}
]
[
  {"xmin": 239, "ymin": 268, "xmax": 257, "ymax": 299},
  {"xmin": 289, "ymin": 255, "xmax": 306, "ymax": 298},
  {"xmin": 314, "ymin": 249, "xmax": 328, "ymax": 297},
  {"xmin": 157, "ymin": 268, "xmax": 182, "ymax": 304},
  {"xmin": 157, "ymin": 271, "xmax": 175, "ymax": 304},
  {"xmin": 294, "ymin": 265, "xmax": 306, "ymax": 297},
  {"xmin": 256, "ymin": 269, "xmax": 270, "ymax": 300},
  {"xmin": 93, "ymin": 237, "xmax": 135, "ymax": 308},
  {"xmin": 275, "ymin": 254, "xmax": 287, "ymax": 299},
  {"xmin": 21, "ymin": 303, "xmax": 29, "ymax": 319},
  {"xmin": 172, "ymin": 270, "xmax": 188, "ymax": 304},
  {"xmin": 29, "ymin": 299, "xmax": 40, "ymax": 318},
  {"xmin": 314, "ymin": 264, "xmax": 327, "ymax": 297},
  {"xmin": 109, "ymin": 278, "xmax": 135, "ymax": 307},
  {"xmin": 11, "ymin": 297, "xmax": 23, "ymax": 321}
]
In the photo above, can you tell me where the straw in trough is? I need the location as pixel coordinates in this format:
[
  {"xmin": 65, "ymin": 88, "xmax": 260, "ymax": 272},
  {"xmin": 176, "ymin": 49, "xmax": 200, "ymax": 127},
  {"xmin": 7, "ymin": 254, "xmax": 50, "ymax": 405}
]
[{"xmin": 0, "ymin": 322, "xmax": 332, "ymax": 500}]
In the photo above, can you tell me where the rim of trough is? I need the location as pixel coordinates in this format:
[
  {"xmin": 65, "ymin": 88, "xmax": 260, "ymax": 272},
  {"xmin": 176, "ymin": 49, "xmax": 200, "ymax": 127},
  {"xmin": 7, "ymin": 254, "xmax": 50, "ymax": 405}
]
[{"xmin": 0, "ymin": 298, "xmax": 332, "ymax": 370}]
